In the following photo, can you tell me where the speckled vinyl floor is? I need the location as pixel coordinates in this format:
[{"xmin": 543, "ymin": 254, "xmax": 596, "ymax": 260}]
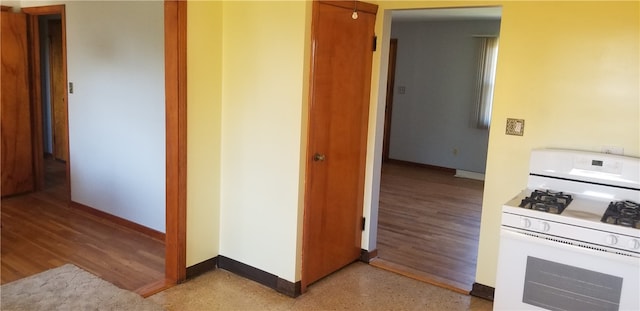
[{"xmin": 147, "ymin": 262, "xmax": 493, "ymax": 311}]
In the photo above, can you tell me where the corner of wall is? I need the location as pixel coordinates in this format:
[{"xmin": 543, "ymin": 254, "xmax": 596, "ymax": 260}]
[
  {"xmin": 295, "ymin": 0, "xmax": 314, "ymax": 282},
  {"xmin": 185, "ymin": 0, "xmax": 223, "ymax": 267}
]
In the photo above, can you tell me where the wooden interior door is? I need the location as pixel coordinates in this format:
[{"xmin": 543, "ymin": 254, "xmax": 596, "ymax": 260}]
[
  {"xmin": 302, "ymin": 0, "xmax": 377, "ymax": 288},
  {"xmin": 48, "ymin": 19, "xmax": 67, "ymax": 162},
  {"xmin": 1, "ymin": 11, "xmax": 34, "ymax": 197}
]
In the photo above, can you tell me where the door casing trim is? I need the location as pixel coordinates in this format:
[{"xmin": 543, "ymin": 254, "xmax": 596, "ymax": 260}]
[{"xmin": 164, "ymin": 0, "xmax": 187, "ymax": 284}]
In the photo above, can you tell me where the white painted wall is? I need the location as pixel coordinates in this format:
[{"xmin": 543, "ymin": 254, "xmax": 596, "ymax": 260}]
[
  {"xmin": 20, "ymin": 1, "xmax": 166, "ymax": 232},
  {"xmin": 389, "ymin": 20, "xmax": 500, "ymax": 173},
  {"xmin": 66, "ymin": 1, "xmax": 165, "ymax": 232}
]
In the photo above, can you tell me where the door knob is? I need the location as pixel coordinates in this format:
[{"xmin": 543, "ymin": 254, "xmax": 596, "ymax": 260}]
[{"xmin": 313, "ymin": 153, "xmax": 325, "ymax": 162}]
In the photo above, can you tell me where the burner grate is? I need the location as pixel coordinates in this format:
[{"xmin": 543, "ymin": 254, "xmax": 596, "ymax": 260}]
[
  {"xmin": 601, "ymin": 200, "xmax": 640, "ymax": 229},
  {"xmin": 519, "ymin": 189, "xmax": 573, "ymax": 214}
]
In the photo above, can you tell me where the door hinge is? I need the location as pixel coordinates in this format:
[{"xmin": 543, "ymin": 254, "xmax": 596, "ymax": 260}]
[
  {"xmin": 372, "ymin": 35, "xmax": 377, "ymax": 52},
  {"xmin": 361, "ymin": 217, "xmax": 366, "ymax": 231}
]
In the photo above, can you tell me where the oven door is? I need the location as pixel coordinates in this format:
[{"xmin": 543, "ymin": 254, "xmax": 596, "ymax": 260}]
[{"xmin": 494, "ymin": 228, "xmax": 640, "ymax": 311}]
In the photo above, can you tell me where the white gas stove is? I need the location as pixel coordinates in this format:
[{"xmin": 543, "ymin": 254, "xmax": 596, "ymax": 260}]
[{"xmin": 494, "ymin": 149, "xmax": 640, "ymax": 311}]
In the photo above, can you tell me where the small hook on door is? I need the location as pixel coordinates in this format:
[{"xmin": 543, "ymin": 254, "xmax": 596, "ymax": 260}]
[{"xmin": 313, "ymin": 153, "xmax": 326, "ymax": 162}]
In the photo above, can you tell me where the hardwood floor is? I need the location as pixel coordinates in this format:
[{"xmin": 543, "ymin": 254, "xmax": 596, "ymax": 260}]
[
  {"xmin": 1, "ymin": 159, "xmax": 165, "ymax": 293},
  {"xmin": 372, "ymin": 161, "xmax": 484, "ymax": 293}
]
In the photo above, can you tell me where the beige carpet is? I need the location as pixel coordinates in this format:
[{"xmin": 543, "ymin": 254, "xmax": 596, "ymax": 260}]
[{"xmin": 1, "ymin": 264, "xmax": 164, "ymax": 311}]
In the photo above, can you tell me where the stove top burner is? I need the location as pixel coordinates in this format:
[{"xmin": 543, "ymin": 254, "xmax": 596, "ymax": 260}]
[
  {"xmin": 519, "ymin": 189, "xmax": 573, "ymax": 214},
  {"xmin": 601, "ymin": 200, "xmax": 640, "ymax": 229}
]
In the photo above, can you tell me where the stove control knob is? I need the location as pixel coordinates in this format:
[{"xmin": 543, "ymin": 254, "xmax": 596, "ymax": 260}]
[
  {"xmin": 521, "ymin": 218, "xmax": 531, "ymax": 228},
  {"xmin": 539, "ymin": 222, "xmax": 550, "ymax": 232},
  {"xmin": 605, "ymin": 235, "xmax": 618, "ymax": 245},
  {"xmin": 629, "ymin": 239, "xmax": 640, "ymax": 250}
]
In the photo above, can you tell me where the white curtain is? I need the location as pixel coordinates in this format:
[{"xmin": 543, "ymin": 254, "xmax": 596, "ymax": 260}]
[{"xmin": 473, "ymin": 36, "xmax": 499, "ymax": 129}]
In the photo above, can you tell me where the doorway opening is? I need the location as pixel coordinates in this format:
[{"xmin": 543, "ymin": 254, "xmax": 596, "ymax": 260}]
[
  {"xmin": 371, "ymin": 6, "xmax": 501, "ymax": 293},
  {"xmin": 37, "ymin": 14, "xmax": 68, "ymax": 196}
]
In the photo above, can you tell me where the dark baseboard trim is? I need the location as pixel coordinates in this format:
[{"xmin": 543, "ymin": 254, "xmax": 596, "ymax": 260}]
[
  {"xmin": 276, "ymin": 277, "xmax": 301, "ymax": 297},
  {"xmin": 360, "ymin": 248, "xmax": 378, "ymax": 263},
  {"xmin": 70, "ymin": 201, "xmax": 165, "ymax": 241},
  {"xmin": 384, "ymin": 159, "xmax": 456, "ymax": 174},
  {"xmin": 218, "ymin": 256, "xmax": 301, "ymax": 297},
  {"xmin": 470, "ymin": 282, "xmax": 494, "ymax": 301},
  {"xmin": 186, "ymin": 256, "xmax": 218, "ymax": 279}
]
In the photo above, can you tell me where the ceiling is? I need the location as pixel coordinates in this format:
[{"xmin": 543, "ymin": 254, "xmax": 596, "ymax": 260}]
[{"xmin": 391, "ymin": 7, "xmax": 502, "ymax": 22}]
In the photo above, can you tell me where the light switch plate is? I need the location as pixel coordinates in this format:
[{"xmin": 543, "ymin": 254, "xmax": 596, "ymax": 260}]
[{"xmin": 506, "ymin": 118, "xmax": 525, "ymax": 136}]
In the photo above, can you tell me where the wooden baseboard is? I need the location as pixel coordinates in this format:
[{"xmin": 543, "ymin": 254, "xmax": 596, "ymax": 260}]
[
  {"xmin": 186, "ymin": 257, "xmax": 218, "ymax": 279},
  {"xmin": 470, "ymin": 282, "xmax": 494, "ymax": 301},
  {"xmin": 70, "ymin": 201, "xmax": 165, "ymax": 241},
  {"xmin": 384, "ymin": 159, "xmax": 456, "ymax": 174},
  {"xmin": 360, "ymin": 248, "xmax": 378, "ymax": 263},
  {"xmin": 218, "ymin": 256, "xmax": 301, "ymax": 297}
]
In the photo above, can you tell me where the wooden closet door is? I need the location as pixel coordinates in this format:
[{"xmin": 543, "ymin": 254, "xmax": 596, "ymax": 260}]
[
  {"xmin": 1, "ymin": 11, "xmax": 34, "ymax": 197},
  {"xmin": 302, "ymin": 0, "xmax": 377, "ymax": 288}
]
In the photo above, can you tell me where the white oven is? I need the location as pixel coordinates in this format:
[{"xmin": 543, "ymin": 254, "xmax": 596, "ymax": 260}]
[
  {"xmin": 496, "ymin": 225, "xmax": 640, "ymax": 310},
  {"xmin": 494, "ymin": 149, "xmax": 640, "ymax": 311}
]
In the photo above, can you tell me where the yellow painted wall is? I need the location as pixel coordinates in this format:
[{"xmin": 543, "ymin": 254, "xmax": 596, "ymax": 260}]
[
  {"xmin": 186, "ymin": 0, "xmax": 311, "ymax": 280},
  {"xmin": 186, "ymin": 1, "xmax": 223, "ymax": 266},
  {"xmin": 368, "ymin": 1, "xmax": 639, "ymax": 287},
  {"xmin": 218, "ymin": 0, "xmax": 310, "ymax": 282},
  {"xmin": 22, "ymin": 0, "xmax": 637, "ymax": 289},
  {"xmin": 480, "ymin": 1, "xmax": 639, "ymax": 287}
]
